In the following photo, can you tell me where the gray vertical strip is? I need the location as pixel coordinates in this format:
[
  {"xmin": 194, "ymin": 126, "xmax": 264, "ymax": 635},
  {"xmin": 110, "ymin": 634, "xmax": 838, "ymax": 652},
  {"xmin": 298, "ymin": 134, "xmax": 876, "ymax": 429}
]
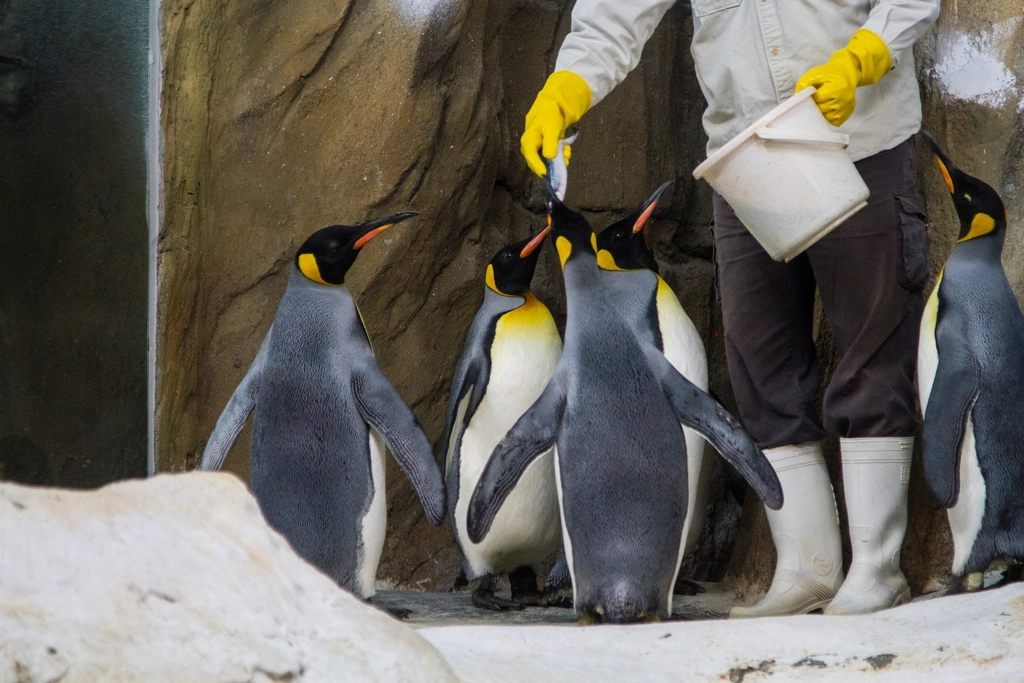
[{"xmin": 147, "ymin": 0, "xmax": 162, "ymax": 476}]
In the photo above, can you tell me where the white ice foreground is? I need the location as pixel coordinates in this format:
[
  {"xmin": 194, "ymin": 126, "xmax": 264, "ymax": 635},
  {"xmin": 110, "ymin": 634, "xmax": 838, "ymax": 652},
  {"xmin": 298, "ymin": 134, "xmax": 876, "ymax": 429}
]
[
  {"xmin": 1, "ymin": 472, "xmax": 1020, "ymax": 683},
  {"xmin": 0, "ymin": 473, "xmax": 457, "ymax": 683},
  {"xmin": 422, "ymin": 582, "xmax": 1023, "ymax": 681}
]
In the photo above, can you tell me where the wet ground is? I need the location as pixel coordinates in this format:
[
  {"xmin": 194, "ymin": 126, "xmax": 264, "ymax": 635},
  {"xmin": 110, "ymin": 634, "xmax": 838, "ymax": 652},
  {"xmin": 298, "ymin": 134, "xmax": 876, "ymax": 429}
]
[{"xmin": 371, "ymin": 582, "xmax": 741, "ymax": 628}]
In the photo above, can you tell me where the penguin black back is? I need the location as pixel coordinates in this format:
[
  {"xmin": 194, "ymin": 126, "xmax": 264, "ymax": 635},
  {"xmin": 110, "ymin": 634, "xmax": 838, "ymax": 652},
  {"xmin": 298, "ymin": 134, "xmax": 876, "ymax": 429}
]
[
  {"xmin": 919, "ymin": 134, "xmax": 1024, "ymax": 579},
  {"xmin": 200, "ymin": 211, "xmax": 446, "ymax": 599},
  {"xmin": 594, "ymin": 181, "xmax": 673, "ymax": 350},
  {"xmin": 444, "ymin": 226, "xmax": 563, "ymax": 610},
  {"xmin": 444, "ymin": 225, "xmax": 554, "ymax": 506},
  {"xmin": 468, "ymin": 197, "xmax": 781, "ymax": 623}
]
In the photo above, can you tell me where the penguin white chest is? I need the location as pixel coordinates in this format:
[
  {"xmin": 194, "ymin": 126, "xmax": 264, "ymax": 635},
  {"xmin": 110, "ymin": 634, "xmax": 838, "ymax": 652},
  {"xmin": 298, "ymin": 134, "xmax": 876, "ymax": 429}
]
[
  {"xmin": 917, "ymin": 278, "xmax": 941, "ymax": 409},
  {"xmin": 656, "ymin": 277, "xmax": 710, "ymax": 565},
  {"xmin": 455, "ymin": 311, "xmax": 562, "ymax": 577},
  {"xmin": 918, "ymin": 275, "xmax": 986, "ymax": 575},
  {"xmin": 657, "ymin": 278, "xmax": 707, "ymax": 392},
  {"xmin": 357, "ymin": 429, "xmax": 387, "ymax": 598}
]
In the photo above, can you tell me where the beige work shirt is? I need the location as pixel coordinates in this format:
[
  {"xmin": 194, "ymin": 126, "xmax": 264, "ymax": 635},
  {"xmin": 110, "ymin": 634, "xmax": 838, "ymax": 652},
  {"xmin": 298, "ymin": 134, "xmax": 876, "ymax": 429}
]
[{"xmin": 554, "ymin": 0, "xmax": 940, "ymax": 161}]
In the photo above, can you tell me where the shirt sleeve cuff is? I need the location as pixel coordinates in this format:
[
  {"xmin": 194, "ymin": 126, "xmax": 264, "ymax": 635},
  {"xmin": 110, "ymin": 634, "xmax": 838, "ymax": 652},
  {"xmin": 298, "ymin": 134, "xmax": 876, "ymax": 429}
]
[{"xmin": 860, "ymin": 1, "xmax": 940, "ymax": 67}]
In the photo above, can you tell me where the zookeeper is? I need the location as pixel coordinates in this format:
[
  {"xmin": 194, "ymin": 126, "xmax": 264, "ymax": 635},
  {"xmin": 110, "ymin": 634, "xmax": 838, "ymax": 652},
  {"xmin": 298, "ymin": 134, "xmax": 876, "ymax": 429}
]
[{"xmin": 520, "ymin": 0, "xmax": 941, "ymax": 617}]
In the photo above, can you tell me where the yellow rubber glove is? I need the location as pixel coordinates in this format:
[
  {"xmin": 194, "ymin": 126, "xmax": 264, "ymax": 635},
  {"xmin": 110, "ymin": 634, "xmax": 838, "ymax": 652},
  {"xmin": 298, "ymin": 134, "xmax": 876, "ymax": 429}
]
[
  {"xmin": 795, "ymin": 28, "xmax": 892, "ymax": 127},
  {"xmin": 520, "ymin": 71, "xmax": 592, "ymax": 177}
]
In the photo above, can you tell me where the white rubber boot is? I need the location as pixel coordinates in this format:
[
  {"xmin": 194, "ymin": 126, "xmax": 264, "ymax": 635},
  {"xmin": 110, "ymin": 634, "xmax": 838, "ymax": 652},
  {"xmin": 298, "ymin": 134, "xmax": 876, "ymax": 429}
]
[
  {"xmin": 730, "ymin": 442, "xmax": 844, "ymax": 618},
  {"xmin": 824, "ymin": 437, "xmax": 913, "ymax": 615}
]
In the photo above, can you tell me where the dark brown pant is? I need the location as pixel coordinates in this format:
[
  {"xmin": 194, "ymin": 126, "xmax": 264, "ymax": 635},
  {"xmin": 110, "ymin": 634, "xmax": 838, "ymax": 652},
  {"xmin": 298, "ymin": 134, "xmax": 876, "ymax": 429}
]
[{"xmin": 713, "ymin": 137, "xmax": 927, "ymax": 449}]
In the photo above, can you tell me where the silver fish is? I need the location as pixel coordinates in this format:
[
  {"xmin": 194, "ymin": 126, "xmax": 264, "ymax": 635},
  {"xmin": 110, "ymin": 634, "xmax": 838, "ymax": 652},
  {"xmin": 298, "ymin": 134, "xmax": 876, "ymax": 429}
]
[{"xmin": 544, "ymin": 132, "xmax": 578, "ymax": 202}]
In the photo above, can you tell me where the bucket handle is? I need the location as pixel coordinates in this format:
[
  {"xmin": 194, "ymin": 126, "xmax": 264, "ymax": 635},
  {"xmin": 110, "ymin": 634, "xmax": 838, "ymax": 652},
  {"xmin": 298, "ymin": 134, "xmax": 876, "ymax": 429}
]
[{"xmin": 755, "ymin": 126, "xmax": 850, "ymax": 148}]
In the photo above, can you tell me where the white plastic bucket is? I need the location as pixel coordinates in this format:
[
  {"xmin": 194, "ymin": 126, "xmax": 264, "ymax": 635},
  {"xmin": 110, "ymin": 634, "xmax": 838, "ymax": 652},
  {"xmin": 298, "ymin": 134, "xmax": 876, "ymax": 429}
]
[{"xmin": 692, "ymin": 87, "xmax": 869, "ymax": 262}]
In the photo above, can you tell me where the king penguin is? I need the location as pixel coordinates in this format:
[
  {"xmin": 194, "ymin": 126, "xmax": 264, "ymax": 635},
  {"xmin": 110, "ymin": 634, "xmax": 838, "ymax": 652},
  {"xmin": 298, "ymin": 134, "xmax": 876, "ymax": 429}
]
[
  {"xmin": 918, "ymin": 135, "xmax": 1024, "ymax": 589},
  {"xmin": 444, "ymin": 226, "xmax": 563, "ymax": 610},
  {"xmin": 200, "ymin": 212, "xmax": 447, "ymax": 599},
  {"xmin": 595, "ymin": 181, "xmax": 712, "ymax": 593},
  {"xmin": 467, "ymin": 195, "xmax": 783, "ymax": 624}
]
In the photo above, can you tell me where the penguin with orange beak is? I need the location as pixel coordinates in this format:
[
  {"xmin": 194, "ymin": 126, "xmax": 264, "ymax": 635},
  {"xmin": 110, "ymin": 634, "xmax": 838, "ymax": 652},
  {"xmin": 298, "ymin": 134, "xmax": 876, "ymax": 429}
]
[
  {"xmin": 595, "ymin": 181, "xmax": 712, "ymax": 593},
  {"xmin": 467, "ymin": 195, "xmax": 782, "ymax": 624},
  {"xmin": 918, "ymin": 135, "xmax": 1024, "ymax": 590},
  {"xmin": 200, "ymin": 212, "xmax": 447, "ymax": 600},
  {"xmin": 444, "ymin": 226, "xmax": 564, "ymax": 610}
]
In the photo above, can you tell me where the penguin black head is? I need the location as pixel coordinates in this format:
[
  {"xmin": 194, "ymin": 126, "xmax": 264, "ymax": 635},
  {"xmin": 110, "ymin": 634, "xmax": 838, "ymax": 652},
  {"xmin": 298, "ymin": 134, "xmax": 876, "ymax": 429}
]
[
  {"xmin": 486, "ymin": 226, "xmax": 551, "ymax": 296},
  {"xmin": 547, "ymin": 191, "xmax": 598, "ymax": 270},
  {"xmin": 923, "ymin": 132, "xmax": 1006, "ymax": 242},
  {"xmin": 295, "ymin": 211, "xmax": 417, "ymax": 285},
  {"xmin": 595, "ymin": 180, "xmax": 672, "ymax": 273}
]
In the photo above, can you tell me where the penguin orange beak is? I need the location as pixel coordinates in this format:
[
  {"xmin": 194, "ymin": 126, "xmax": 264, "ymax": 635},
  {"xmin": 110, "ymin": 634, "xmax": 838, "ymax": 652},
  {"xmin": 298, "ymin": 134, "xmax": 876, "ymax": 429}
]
[
  {"xmin": 921, "ymin": 131, "xmax": 956, "ymax": 194},
  {"xmin": 633, "ymin": 180, "xmax": 673, "ymax": 233},
  {"xmin": 520, "ymin": 223, "xmax": 552, "ymax": 258},
  {"xmin": 353, "ymin": 211, "xmax": 418, "ymax": 249},
  {"xmin": 935, "ymin": 158, "xmax": 955, "ymax": 194}
]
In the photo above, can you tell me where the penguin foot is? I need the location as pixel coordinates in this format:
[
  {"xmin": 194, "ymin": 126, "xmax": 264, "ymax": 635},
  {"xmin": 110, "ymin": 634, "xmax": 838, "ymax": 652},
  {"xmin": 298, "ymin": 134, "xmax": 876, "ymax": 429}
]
[
  {"xmin": 538, "ymin": 586, "xmax": 574, "ymax": 608},
  {"xmin": 673, "ymin": 578, "xmax": 706, "ymax": 596},
  {"xmin": 963, "ymin": 571, "xmax": 985, "ymax": 593},
  {"xmin": 367, "ymin": 600, "xmax": 414, "ymax": 620},
  {"xmin": 382, "ymin": 606, "xmax": 413, "ymax": 620},
  {"xmin": 986, "ymin": 560, "xmax": 1024, "ymax": 589},
  {"xmin": 472, "ymin": 589, "xmax": 524, "ymax": 612},
  {"xmin": 512, "ymin": 589, "xmax": 545, "ymax": 607},
  {"xmin": 509, "ymin": 566, "xmax": 543, "ymax": 606},
  {"xmin": 1004, "ymin": 561, "xmax": 1024, "ymax": 584},
  {"xmin": 451, "ymin": 568, "xmax": 469, "ymax": 592}
]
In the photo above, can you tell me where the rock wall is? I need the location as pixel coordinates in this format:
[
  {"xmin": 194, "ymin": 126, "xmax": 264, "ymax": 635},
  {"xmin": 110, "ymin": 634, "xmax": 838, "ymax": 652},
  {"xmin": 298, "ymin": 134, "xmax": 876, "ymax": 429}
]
[
  {"xmin": 158, "ymin": 0, "xmax": 724, "ymax": 591},
  {"xmin": 158, "ymin": 0, "xmax": 1024, "ymax": 594}
]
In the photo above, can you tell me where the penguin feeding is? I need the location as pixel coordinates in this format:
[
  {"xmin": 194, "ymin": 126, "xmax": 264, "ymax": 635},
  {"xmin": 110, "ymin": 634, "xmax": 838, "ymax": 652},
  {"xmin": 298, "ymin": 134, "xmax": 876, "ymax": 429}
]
[
  {"xmin": 595, "ymin": 180, "xmax": 711, "ymax": 570},
  {"xmin": 918, "ymin": 135, "xmax": 1024, "ymax": 590},
  {"xmin": 444, "ymin": 226, "xmax": 563, "ymax": 611},
  {"xmin": 467, "ymin": 194, "xmax": 783, "ymax": 624},
  {"xmin": 200, "ymin": 212, "xmax": 447, "ymax": 600}
]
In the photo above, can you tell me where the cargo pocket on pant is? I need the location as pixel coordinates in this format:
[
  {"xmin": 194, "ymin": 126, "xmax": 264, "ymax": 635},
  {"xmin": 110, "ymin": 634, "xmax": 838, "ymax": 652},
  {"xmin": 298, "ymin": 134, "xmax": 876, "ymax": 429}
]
[{"xmin": 895, "ymin": 194, "xmax": 929, "ymax": 291}]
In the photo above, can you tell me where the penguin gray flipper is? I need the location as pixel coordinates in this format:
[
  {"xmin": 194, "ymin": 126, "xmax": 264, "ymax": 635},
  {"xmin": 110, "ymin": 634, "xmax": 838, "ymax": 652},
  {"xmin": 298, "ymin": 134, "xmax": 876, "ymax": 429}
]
[
  {"xmin": 351, "ymin": 363, "xmax": 447, "ymax": 526},
  {"xmin": 648, "ymin": 346, "xmax": 783, "ymax": 510},
  {"xmin": 442, "ymin": 344, "xmax": 491, "ymax": 474},
  {"xmin": 467, "ymin": 374, "xmax": 567, "ymax": 544},
  {"xmin": 923, "ymin": 330, "xmax": 981, "ymax": 508},
  {"xmin": 199, "ymin": 328, "xmax": 272, "ymax": 471}
]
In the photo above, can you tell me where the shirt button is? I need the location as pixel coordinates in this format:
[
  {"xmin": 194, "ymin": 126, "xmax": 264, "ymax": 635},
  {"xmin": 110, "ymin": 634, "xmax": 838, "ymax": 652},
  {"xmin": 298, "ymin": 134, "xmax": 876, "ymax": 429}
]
[{"xmin": 771, "ymin": 47, "xmax": 780, "ymax": 56}]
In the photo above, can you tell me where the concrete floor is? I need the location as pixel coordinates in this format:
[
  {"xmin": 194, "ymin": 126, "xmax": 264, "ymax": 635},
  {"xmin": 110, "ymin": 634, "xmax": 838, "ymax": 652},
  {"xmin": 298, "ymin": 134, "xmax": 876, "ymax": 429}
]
[{"xmin": 371, "ymin": 582, "xmax": 741, "ymax": 628}]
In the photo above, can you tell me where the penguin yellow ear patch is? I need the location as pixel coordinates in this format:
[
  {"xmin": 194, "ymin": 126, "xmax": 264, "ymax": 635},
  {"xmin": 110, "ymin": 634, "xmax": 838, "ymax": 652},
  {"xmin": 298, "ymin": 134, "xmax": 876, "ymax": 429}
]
[
  {"xmin": 485, "ymin": 264, "xmax": 500, "ymax": 293},
  {"xmin": 960, "ymin": 213, "xmax": 996, "ymax": 242},
  {"xmin": 298, "ymin": 253, "xmax": 330, "ymax": 285},
  {"xmin": 556, "ymin": 236, "xmax": 572, "ymax": 268},
  {"xmin": 590, "ymin": 233, "xmax": 598, "ymax": 253},
  {"xmin": 596, "ymin": 249, "xmax": 624, "ymax": 271}
]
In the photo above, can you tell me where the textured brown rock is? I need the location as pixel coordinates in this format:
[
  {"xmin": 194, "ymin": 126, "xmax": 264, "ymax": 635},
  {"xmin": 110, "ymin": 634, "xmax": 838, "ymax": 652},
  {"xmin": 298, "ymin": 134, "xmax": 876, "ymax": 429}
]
[
  {"xmin": 158, "ymin": 0, "xmax": 1022, "ymax": 595},
  {"xmin": 158, "ymin": 0, "xmax": 721, "ymax": 591}
]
